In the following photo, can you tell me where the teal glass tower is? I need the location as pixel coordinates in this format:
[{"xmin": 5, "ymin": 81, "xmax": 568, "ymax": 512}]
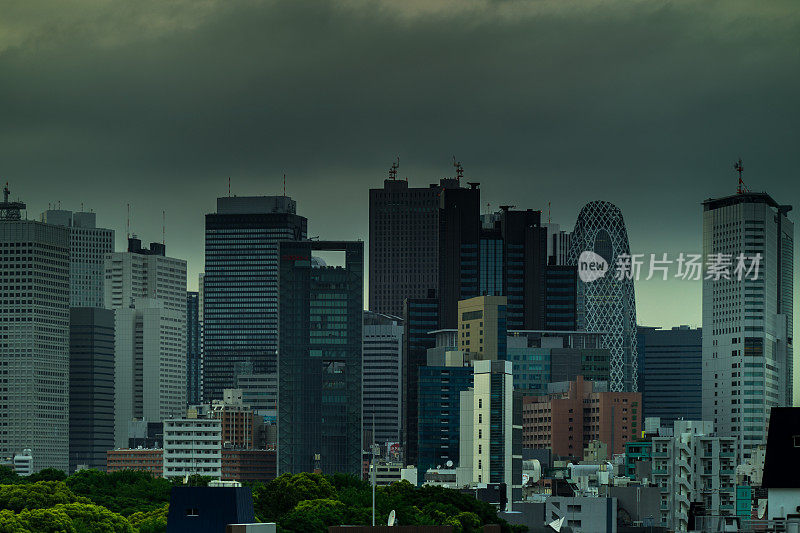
[{"xmin": 278, "ymin": 241, "xmax": 363, "ymax": 475}]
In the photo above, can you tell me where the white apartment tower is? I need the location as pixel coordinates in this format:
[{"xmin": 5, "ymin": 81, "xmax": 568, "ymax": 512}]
[
  {"xmin": 651, "ymin": 421, "xmax": 737, "ymax": 532},
  {"xmin": 458, "ymin": 360, "xmax": 521, "ymax": 510},
  {"xmin": 41, "ymin": 209, "xmax": 114, "ymax": 307},
  {"xmin": 702, "ymin": 191, "xmax": 793, "ymax": 460},
  {"xmin": 106, "ymin": 237, "xmax": 187, "ymax": 447},
  {"xmin": 163, "ymin": 417, "xmax": 222, "ymax": 479},
  {"xmin": 0, "ymin": 201, "xmax": 70, "ymax": 472}
]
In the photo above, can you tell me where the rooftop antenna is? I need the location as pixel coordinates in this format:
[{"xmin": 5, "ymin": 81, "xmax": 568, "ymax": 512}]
[
  {"xmin": 228, "ymin": 177, "xmax": 231, "ymax": 197},
  {"xmin": 126, "ymin": 203, "xmax": 130, "ymax": 239},
  {"xmin": 162, "ymin": 210, "xmax": 165, "ymax": 245},
  {"xmin": 548, "ymin": 201, "xmax": 551, "ymax": 224},
  {"xmin": 283, "ymin": 174, "xmax": 286, "ymax": 197},
  {"xmin": 453, "ymin": 156, "xmax": 463, "ymax": 181},
  {"xmin": 0, "ymin": 183, "xmax": 25, "ymax": 221},
  {"xmin": 388, "ymin": 157, "xmax": 399, "ymax": 180},
  {"xmin": 734, "ymin": 158, "xmax": 749, "ymax": 194}
]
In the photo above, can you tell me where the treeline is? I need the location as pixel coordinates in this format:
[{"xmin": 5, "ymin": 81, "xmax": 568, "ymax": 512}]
[{"xmin": 0, "ymin": 467, "xmax": 522, "ymax": 533}]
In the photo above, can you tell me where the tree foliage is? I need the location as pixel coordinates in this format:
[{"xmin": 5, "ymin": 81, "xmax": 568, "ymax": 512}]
[
  {"xmin": 65, "ymin": 469, "xmax": 172, "ymax": 516},
  {"xmin": 128, "ymin": 504, "xmax": 168, "ymax": 533},
  {"xmin": 0, "ymin": 468, "xmax": 519, "ymax": 533}
]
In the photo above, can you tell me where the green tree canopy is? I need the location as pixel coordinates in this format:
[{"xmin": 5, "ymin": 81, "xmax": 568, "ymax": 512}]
[{"xmin": 0, "ymin": 481, "xmax": 86, "ymax": 512}]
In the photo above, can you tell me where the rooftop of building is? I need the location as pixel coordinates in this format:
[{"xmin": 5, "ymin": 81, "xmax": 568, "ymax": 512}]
[{"xmin": 702, "ymin": 191, "xmax": 792, "ymax": 213}]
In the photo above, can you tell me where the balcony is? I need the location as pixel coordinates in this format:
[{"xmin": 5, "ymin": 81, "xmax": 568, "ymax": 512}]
[
  {"xmin": 720, "ymin": 451, "xmax": 735, "ymax": 458},
  {"xmin": 720, "ymin": 468, "xmax": 735, "ymax": 476},
  {"xmin": 652, "ymin": 469, "xmax": 668, "ymax": 475}
]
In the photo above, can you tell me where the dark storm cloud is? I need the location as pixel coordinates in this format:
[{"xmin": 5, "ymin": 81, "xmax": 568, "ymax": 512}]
[{"xmin": 1, "ymin": 0, "xmax": 798, "ymax": 326}]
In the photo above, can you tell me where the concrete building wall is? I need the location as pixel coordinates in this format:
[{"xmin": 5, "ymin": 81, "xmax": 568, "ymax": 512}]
[{"xmin": 0, "ymin": 221, "xmax": 70, "ymax": 472}]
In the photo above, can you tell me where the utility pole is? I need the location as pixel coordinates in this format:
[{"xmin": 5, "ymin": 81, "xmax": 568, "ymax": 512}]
[{"xmin": 371, "ymin": 413, "xmax": 379, "ymax": 526}]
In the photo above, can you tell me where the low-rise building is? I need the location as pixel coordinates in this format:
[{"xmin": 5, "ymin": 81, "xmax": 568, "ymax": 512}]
[
  {"xmin": 651, "ymin": 420, "xmax": 737, "ymax": 531},
  {"xmin": 163, "ymin": 418, "xmax": 222, "ymax": 479},
  {"xmin": 106, "ymin": 448, "xmax": 163, "ymax": 477},
  {"xmin": 221, "ymin": 449, "xmax": 276, "ymax": 482},
  {"xmin": 367, "ymin": 460, "xmax": 404, "ymax": 486}
]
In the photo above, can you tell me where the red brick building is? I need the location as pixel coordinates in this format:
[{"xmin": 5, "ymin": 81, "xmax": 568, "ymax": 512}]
[
  {"xmin": 221, "ymin": 448, "xmax": 277, "ymax": 482},
  {"xmin": 522, "ymin": 376, "xmax": 641, "ymax": 458},
  {"xmin": 106, "ymin": 449, "xmax": 163, "ymax": 477}
]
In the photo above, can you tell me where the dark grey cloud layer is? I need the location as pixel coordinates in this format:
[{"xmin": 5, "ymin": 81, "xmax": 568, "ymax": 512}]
[{"xmin": 1, "ymin": 0, "xmax": 798, "ymax": 327}]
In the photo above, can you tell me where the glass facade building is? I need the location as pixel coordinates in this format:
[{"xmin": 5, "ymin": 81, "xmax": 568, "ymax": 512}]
[
  {"xmin": 417, "ymin": 364, "xmax": 473, "ymax": 482},
  {"xmin": 203, "ymin": 196, "xmax": 306, "ymax": 401},
  {"xmin": 277, "ymin": 241, "xmax": 363, "ymax": 475},
  {"xmin": 186, "ymin": 291, "xmax": 201, "ymax": 406},
  {"xmin": 569, "ymin": 201, "xmax": 639, "ymax": 392},
  {"xmin": 402, "ymin": 296, "xmax": 439, "ymax": 466},
  {"xmin": 701, "ymin": 192, "xmax": 793, "ymax": 459},
  {"xmin": 69, "ymin": 307, "xmax": 115, "ymax": 473},
  {"xmin": 637, "ymin": 325, "xmax": 702, "ymax": 427}
]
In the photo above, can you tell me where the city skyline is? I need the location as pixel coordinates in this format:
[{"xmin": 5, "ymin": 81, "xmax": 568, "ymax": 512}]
[{"xmin": 2, "ymin": 0, "xmax": 799, "ymax": 331}]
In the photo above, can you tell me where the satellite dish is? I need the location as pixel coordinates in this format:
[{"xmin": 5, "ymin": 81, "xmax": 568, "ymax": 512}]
[
  {"xmin": 388, "ymin": 510, "xmax": 396, "ymax": 527},
  {"xmin": 548, "ymin": 517, "xmax": 564, "ymax": 532},
  {"xmin": 446, "ymin": 460, "xmax": 453, "ymax": 468}
]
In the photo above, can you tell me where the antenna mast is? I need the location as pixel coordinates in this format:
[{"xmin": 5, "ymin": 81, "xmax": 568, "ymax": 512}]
[
  {"xmin": 126, "ymin": 204, "xmax": 130, "ymax": 239},
  {"xmin": 0, "ymin": 183, "xmax": 25, "ymax": 221},
  {"xmin": 162, "ymin": 210, "xmax": 165, "ymax": 245},
  {"xmin": 388, "ymin": 157, "xmax": 399, "ymax": 180},
  {"xmin": 453, "ymin": 156, "xmax": 463, "ymax": 181},
  {"xmin": 283, "ymin": 174, "xmax": 286, "ymax": 197},
  {"xmin": 734, "ymin": 158, "xmax": 749, "ymax": 194}
]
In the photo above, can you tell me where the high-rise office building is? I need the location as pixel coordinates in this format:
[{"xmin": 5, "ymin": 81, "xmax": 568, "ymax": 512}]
[
  {"xmin": 204, "ymin": 196, "xmax": 306, "ymax": 401},
  {"xmin": 438, "ymin": 182, "xmax": 482, "ymax": 328},
  {"xmin": 402, "ymin": 295, "xmax": 439, "ymax": 467},
  {"xmin": 569, "ymin": 200, "xmax": 639, "ymax": 392},
  {"xmin": 417, "ymin": 346, "xmax": 473, "ymax": 483},
  {"xmin": 106, "ymin": 237, "xmax": 187, "ymax": 448},
  {"xmin": 701, "ymin": 191, "xmax": 793, "ymax": 459},
  {"xmin": 369, "ymin": 172, "xmax": 444, "ymax": 318},
  {"xmin": 0, "ymin": 189, "xmax": 70, "ymax": 472},
  {"xmin": 363, "ymin": 311, "xmax": 404, "ymax": 446},
  {"xmin": 457, "ymin": 295, "xmax": 507, "ymax": 360},
  {"xmin": 69, "ymin": 307, "xmax": 115, "ymax": 473},
  {"xmin": 278, "ymin": 241, "xmax": 363, "ymax": 475},
  {"xmin": 637, "ymin": 326, "xmax": 702, "ymax": 426},
  {"xmin": 458, "ymin": 360, "xmax": 521, "ymax": 508},
  {"xmin": 40, "ymin": 209, "xmax": 114, "ymax": 308},
  {"xmin": 187, "ymin": 292, "xmax": 201, "ymax": 406},
  {"xmin": 507, "ymin": 331, "xmax": 610, "ymax": 393},
  {"xmin": 544, "ymin": 264, "xmax": 578, "ymax": 331},
  {"xmin": 480, "ymin": 209, "xmax": 576, "ymax": 331}
]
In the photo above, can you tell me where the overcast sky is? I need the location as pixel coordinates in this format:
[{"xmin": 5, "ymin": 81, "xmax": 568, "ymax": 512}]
[{"xmin": 2, "ymin": 0, "xmax": 798, "ymax": 328}]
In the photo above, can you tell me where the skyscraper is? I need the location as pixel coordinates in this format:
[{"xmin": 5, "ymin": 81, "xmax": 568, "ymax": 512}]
[
  {"xmin": 701, "ymin": 191, "xmax": 793, "ymax": 458},
  {"xmin": 402, "ymin": 295, "xmax": 439, "ymax": 466},
  {"xmin": 106, "ymin": 237, "xmax": 187, "ymax": 448},
  {"xmin": 0, "ymin": 186, "xmax": 70, "ymax": 471},
  {"xmin": 187, "ymin": 291, "xmax": 201, "ymax": 406},
  {"xmin": 363, "ymin": 311, "xmax": 404, "ymax": 446},
  {"xmin": 69, "ymin": 307, "xmax": 115, "ymax": 472},
  {"xmin": 569, "ymin": 201, "xmax": 639, "ymax": 392},
  {"xmin": 438, "ymin": 182, "xmax": 481, "ymax": 328},
  {"xmin": 369, "ymin": 173, "xmax": 441, "ymax": 318},
  {"xmin": 40, "ymin": 209, "xmax": 114, "ymax": 308},
  {"xmin": 203, "ymin": 196, "xmax": 306, "ymax": 401},
  {"xmin": 278, "ymin": 241, "xmax": 363, "ymax": 475},
  {"xmin": 637, "ymin": 325, "xmax": 702, "ymax": 427}
]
